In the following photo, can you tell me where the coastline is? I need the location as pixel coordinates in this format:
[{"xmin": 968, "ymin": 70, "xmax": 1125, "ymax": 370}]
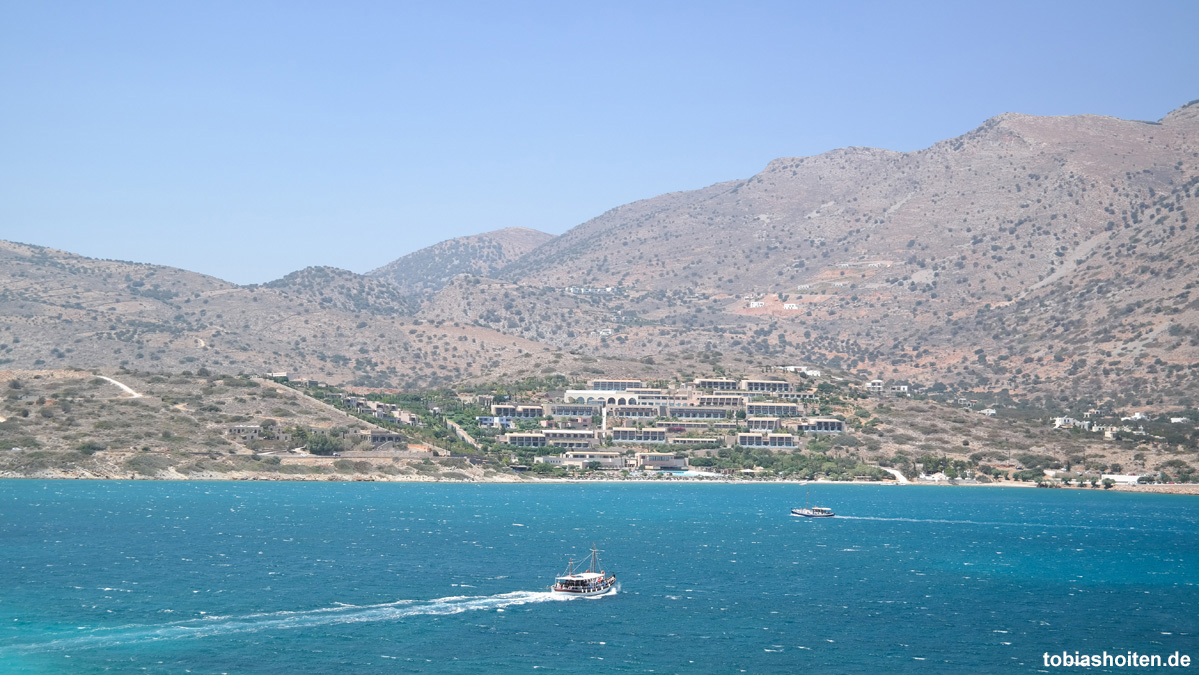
[{"xmin": 4, "ymin": 470, "xmax": 1196, "ymax": 494}]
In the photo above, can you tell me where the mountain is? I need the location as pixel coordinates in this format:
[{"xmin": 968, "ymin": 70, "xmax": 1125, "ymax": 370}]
[
  {"xmin": 4, "ymin": 101, "xmax": 1198, "ymax": 408},
  {"xmin": 503, "ymin": 104, "xmax": 1199, "ymax": 294},
  {"xmin": 0, "ymin": 240, "xmax": 565, "ymax": 389},
  {"xmin": 263, "ymin": 266, "xmax": 418, "ymax": 316},
  {"xmin": 446, "ymin": 101, "xmax": 1199, "ymax": 406},
  {"xmin": 367, "ymin": 227, "xmax": 554, "ymax": 297}
]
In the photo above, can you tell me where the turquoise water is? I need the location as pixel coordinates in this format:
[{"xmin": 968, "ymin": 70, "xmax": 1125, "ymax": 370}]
[{"xmin": 1, "ymin": 481, "xmax": 1196, "ymax": 673}]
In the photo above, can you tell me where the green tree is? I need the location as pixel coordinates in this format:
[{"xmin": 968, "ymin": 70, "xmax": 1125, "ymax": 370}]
[
  {"xmin": 288, "ymin": 426, "xmax": 310, "ymax": 445},
  {"xmin": 307, "ymin": 434, "xmax": 344, "ymax": 456},
  {"xmin": 77, "ymin": 441, "xmax": 105, "ymax": 455}
]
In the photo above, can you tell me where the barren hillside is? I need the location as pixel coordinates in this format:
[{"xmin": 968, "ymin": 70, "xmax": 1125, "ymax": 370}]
[
  {"xmin": 263, "ymin": 266, "xmax": 418, "ymax": 316},
  {"xmin": 368, "ymin": 227, "xmax": 554, "ymax": 297},
  {"xmin": 464, "ymin": 102, "xmax": 1199, "ymax": 405},
  {"xmin": 4, "ymin": 103, "xmax": 1198, "ymax": 407},
  {"xmin": 0, "ymin": 241, "xmax": 563, "ymax": 389}
]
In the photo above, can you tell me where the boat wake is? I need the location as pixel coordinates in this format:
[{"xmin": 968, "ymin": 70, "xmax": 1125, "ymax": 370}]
[
  {"xmin": 834, "ymin": 515, "xmax": 1144, "ymax": 531},
  {"xmin": 4, "ymin": 591, "xmax": 565, "ymax": 654}
]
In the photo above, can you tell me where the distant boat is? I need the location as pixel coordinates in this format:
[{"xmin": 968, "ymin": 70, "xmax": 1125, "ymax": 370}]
[
  {"xmin": 791, "ymin": 489, "xmax": 835, "ymax": 518},
  {"xmin": 550, "ymin": 544, "xmax": 617, "ymax": 596},
  {"xmin": 791, "ymin": 506, "xmax": 835, "ymax": 518}
]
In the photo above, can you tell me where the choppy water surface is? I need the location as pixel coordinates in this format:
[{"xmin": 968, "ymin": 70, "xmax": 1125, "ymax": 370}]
[{"xmin": 1, "ymin": 481, "xmax": 1196, "ymax": 673}]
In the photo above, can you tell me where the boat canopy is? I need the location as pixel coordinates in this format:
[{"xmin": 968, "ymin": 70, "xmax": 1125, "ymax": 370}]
[{"xmin": 557, "ymin": 572, "xmax": 605, "ymax": 582}]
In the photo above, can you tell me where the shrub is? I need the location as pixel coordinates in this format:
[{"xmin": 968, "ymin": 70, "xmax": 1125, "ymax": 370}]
[
  {"xmin": 1011, "ymin": 469, "xmax": 1044, "ymax": 482},
  {"xmin": 1015, "ymin": 453, "xmax": 1060, "ymax": 470},
  {"xmin": 125, "ymin": 454, "xmax": 174, "ymax": 476},
  {"xmin": 307, "ymin": 434, "xmax": 344, "ymax": 456},
  {"xmin": 77, "ymin": 441, "xmax": 106, "ymax": 455}
]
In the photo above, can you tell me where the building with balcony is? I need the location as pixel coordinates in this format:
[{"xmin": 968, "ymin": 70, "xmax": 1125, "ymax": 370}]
[
  {"xmin": 795, "ymin": 417, "xmax": 846, "ymax": 434},
  {"xmin": 634, "ymin": 392, "xmax": 695, "ymax": 407},
  {"xmin": 474, "ymin": 416, "xmax": 515, "ymax": 429},
  {"xmin": 354, "ymin": 429, "xmax": 406, "ymax": 444},
  {"xmin": 746, "ymin": 416, "xmax": 780, "ymax": 431},
  {"xmin": 588, "ymin": 379, "xmax": 645, "ymax": 391},
  {"xmin": 634, "ymin": 452, "xmax": 688, "ymax": 470},
  {"xmin": 696, "ymin": 394, "xmax": 748, "ymax": 408},
  {"xmin": 609, "ymin": 405, "xmax": 665, "ymax": 419},
  {"xmin": 745, "ymin": 402, "xmax": 801, "ymax": 417},
  {"xmin": 693, "ymin": 378, "xmax": 741, "ymax": 391},
  {"xmin": 541, "ymin": 429, "xmax": 598, "ymax": 449},
  {"xmin": 740, "ymin": 380, "xmax": 794, "ymax": 393},
  {"xmin": 666, "ymin": 437, "xmax": 722, "ymax": 446},
  {"xmin": 662, "ymin": 420, "xmax": 738, "ymax": 431},
  {"xmin": 610, "ymin": 427, "xmax": 668, "ymax": 443},
  {"xmin": 669, "ymin": 407, "xmax": 734, "ymax": 420},
  {"xmin": 492, "ymin": 404, "xmax": 545, "ymax": 419},
  {"xmin": 545, "ymin": 403, "xmax": 602, "ymax": 418},
  {"xmin": 535, "ymin": 450, "xmax": 625, "ymax": 469},
  {"xmin": 501, "ymin": 429, "xmax": 598, "ymax": 448},
  {"xmin": 501, "ymin": 432, "xmax": 548, "ymax": 447},
  {"xmin": 564, "ymin": 390, "xmax": 642, "ymax": 405},
  {"xmin": 736, "ymin": 432, "xmax": 799, "ymax": 448},
  {"xmin": 777, "ymin": 391, "xmax": 819, "ymax": 401}
]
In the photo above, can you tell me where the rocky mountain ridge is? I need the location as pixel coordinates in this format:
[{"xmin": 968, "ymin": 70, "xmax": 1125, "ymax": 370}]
[
  {"xmin": 432, "ymin": 101, "xmax": 1199, "ymax": 406},
  {"xmin": 0, "ymin": 240, "xmax": 565, "ymax": 389},
  {"xmin": 3, "ymin": 101, "xmax": 1198, "ymax": 407},
  {"xmin": 367, "ymin": 227, "xmax": 554, "ymax": 297}
]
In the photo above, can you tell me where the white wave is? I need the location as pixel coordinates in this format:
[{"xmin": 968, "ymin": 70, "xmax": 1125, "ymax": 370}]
[
  {"xmin": 5, "ymin": 591, "xmax": 566, "ymax": 654},
  {"xmin": 834, "ymin": 515, "xmax": 1146, "ymax": 531}
]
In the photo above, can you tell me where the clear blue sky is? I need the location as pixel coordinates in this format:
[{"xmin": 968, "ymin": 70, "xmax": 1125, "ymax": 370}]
[{"xmin": 2, "ymin": 1, "xmax": 1197, "ymax": 284}]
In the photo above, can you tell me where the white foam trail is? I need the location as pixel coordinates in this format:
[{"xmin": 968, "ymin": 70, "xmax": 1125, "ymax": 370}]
[
  {"xmin": 5, "ymin": 591, "xmax": 565, "ymax": 653},
  {"xmin": 834, "ymin": 515, "xmax": 1145, "ymax": 531}
]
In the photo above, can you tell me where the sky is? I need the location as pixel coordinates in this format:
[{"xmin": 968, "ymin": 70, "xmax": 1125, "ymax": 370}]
[{"xmin": 2, "ymin": 1, "xmax": 1197, "ymax": 285}]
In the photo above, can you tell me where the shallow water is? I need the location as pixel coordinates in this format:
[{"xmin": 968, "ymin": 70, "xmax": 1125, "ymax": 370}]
[{"xmin": 1, "ymin": 481, "xmax": 1196, "ymax": 673}]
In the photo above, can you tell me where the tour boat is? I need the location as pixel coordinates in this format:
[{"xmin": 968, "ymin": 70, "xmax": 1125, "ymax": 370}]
[
  {"xmin": 550, "ymin": 545, "xmax": 617, "ymax": 596},
  {"xmin": 791, "ymin": 489, "xmax": 835, "ymax": 518}
]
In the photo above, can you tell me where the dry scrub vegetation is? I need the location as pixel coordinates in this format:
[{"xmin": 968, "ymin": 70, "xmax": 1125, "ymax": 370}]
[{"xmin": 0, "ymin": 369, "xmax": 512, "ymax": 481}]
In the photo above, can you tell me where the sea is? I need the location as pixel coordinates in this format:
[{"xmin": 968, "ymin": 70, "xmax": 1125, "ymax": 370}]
[{"xmin": 1, "ymin": 481, "xmax": 1196, "ymax": 674}]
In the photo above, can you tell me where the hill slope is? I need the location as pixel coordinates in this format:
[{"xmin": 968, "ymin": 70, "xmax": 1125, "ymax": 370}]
[
  {"xmin": 4, "ymin": 102, "xmax": 1199, "ymax": 406},
  {"xmin": 368, "ymin": 227, "xmax": 554, "ymax": 297},
  {"xmin": 0, "ymin": 241, "xmax": 562, "ymax": 389},
  {"xmin": 262, "ymin": 266, "xmax": 418, "ymax": 316},
  {"xmin": 469, "ymin": 102, "xmax": 1199, "ymax": 404}
]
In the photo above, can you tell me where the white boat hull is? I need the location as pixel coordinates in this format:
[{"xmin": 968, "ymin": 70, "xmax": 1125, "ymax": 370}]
[
  {"xmin": 550, "ymin": 577, "xmax": 618, "ymax": 597},
  {"xmin": 791, "ymin": 509, "xmax": 835, "ymax": 518}
]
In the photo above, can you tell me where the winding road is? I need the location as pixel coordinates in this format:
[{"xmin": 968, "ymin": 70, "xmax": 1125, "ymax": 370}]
[{"xmin": 96, "ymin": 375, "xmax": 143, "ymax": 399}]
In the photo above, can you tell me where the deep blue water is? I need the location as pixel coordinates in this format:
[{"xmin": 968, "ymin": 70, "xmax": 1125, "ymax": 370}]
[{"xmin": 1, "ymin": 481, "xmax": 1196, "ymax": 674}]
